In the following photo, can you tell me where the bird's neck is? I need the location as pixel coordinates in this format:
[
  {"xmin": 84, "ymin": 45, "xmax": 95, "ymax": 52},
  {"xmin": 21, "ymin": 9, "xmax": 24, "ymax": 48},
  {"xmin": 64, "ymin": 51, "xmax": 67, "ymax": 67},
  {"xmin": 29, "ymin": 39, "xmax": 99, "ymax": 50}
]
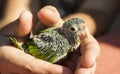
[{"xmin": 58, "ymin": 28, "xmax": 80, "ymax": 51}]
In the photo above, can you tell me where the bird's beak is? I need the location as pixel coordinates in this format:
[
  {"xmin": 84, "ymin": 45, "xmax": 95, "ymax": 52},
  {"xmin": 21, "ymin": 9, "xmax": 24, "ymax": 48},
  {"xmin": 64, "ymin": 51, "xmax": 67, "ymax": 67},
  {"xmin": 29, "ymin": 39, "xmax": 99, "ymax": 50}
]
[{"xmin": 78, "ymin": 24, "xmax": 89, "ymax": 39}]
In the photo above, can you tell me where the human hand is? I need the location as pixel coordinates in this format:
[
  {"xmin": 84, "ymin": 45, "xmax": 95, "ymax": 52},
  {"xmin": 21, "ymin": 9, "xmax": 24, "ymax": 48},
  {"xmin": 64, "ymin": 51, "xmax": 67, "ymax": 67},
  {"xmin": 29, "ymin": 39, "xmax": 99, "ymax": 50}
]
[
  {"xmin": 0, "ymin": 6, "xmax": 72, "ymax": 74},
  {"xmin": 37, "ymin": 6, "xmax": 100, "ymax": 74},
  {"xmin": 60, "ymin": 30, "xmax": 100, "ymax": 74},
  {"xmin": 0, "ymin": 5, "xmax": 100, "ymax": 74},
  {"xmin": 75, "ymin": 30, "xmax": 100, "ymax": 74}
]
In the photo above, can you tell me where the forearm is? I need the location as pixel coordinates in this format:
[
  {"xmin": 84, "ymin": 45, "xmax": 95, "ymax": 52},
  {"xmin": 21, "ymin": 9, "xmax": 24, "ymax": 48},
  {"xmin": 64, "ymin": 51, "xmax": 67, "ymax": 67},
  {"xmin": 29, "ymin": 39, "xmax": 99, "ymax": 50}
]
[
  {"xmin": 0, "ymin": 0, "xmax": 30, "ymax": 29},
  {"xmin": 64, "ymin": 0, "xmax": 120, "ymax": 36}
]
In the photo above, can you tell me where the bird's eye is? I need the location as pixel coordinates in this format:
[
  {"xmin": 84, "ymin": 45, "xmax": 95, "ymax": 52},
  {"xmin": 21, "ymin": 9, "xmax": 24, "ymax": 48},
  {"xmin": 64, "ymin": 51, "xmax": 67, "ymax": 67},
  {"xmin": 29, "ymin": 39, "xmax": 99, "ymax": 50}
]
[
  {"xmin": 71, "ymin": 27, "xmax": 75, "ymax": 31},
  {"xmin": 69, "ymin": 26, "xmax": 78, "ymax": 32}
]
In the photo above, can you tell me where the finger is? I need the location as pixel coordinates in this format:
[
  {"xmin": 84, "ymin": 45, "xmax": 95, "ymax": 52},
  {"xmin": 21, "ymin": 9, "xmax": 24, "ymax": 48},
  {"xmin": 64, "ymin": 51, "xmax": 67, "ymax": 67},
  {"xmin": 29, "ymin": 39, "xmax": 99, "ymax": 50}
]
[
  {"xmin": 33, "ymin": 6, "xmax": 63, "ymax": 34},
  {"xmin": 75, "ymin": 68, "xmax": 91, "ymax": 74},
  {"xmin": 37, "ymin": 5, "xmax": 63, "ymax": 27},
  {"xmin": 18, "ymin": 10, "xmax": 33, "ymax": 37},
  {"xmin": 0, "ymin": 10, "xmax": 33, "ymax": 37},
  {"xmin": 0, "ymin": 46, "xmax": 72, "ymax": 74},
  {"xmin": 75, "ymin": 62, "xmax": 96, "ymax": 74},
  {"xmin": 80, "ymin": 34, "xmax": 100, "ymax": 68}
]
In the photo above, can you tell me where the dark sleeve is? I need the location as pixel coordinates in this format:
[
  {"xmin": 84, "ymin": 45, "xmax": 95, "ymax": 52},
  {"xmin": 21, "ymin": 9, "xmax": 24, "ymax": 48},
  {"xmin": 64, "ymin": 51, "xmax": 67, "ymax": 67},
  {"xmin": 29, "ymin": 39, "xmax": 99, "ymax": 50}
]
[
  {"xmin": 0, "ymin": 0, "xmax": 7, "ymax": 20},
  {"xmin": 77, "ymin": 0, "xmax": 120, "ymax": 36},
  {"xmin": 40, "ymin": 0, "xmax": 84, "ymax": 17}
]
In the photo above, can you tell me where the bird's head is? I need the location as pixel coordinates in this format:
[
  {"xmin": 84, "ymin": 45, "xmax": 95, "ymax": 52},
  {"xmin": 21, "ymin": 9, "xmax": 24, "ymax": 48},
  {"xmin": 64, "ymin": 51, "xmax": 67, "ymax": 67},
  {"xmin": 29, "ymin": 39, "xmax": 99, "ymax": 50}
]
[{"xmin": 62, "ymin": 17, "xmax": 87, "ymax": 39}]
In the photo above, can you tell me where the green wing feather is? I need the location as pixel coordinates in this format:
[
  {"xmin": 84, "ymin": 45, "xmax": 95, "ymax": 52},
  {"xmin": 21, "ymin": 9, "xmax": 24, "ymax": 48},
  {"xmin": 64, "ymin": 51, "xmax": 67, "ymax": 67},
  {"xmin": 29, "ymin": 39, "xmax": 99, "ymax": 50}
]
[{"xmin": 9, "ymin": 28, "xmax": 70, "ymax": 63}]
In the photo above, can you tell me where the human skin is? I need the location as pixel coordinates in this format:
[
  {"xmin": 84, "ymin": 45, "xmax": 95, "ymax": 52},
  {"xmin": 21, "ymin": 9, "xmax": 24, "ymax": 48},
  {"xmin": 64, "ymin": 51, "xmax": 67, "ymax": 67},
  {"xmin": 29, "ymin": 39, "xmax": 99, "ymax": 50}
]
[
  {"xmin": 0, "ymin": 6, "xmax": 100, "ymax": 74},
  {"xmin": 0, "ymin": 0, "xmax": 102, "ymax": 73},
  {"xmin": 0, "ymin": 7, "xmax": 72, "ymax": 74}
]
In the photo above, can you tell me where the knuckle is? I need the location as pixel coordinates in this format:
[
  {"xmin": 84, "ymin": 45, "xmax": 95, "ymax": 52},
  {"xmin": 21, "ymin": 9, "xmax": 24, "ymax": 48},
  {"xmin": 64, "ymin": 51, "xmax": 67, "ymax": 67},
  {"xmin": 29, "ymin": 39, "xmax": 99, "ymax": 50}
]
[
  {"xmin": 22, "ymin": 57, "xmax": 38, "ymax": 74},
  {"xmin": 23, "ymin": 57, "xmax": 49, "ymax": 74}
]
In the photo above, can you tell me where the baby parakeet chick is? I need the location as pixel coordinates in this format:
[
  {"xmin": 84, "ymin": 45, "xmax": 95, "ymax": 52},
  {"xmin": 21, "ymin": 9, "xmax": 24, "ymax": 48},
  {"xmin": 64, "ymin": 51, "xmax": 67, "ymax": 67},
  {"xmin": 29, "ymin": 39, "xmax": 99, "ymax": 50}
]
[{"xmin": 9, "ymin": 17, "xmax": 86, "ymax": 63}]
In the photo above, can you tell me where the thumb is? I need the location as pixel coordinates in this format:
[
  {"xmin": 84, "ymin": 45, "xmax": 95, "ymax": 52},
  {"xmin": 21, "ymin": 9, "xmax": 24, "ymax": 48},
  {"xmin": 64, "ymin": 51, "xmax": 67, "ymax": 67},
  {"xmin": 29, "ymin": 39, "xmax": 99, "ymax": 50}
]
[{"xmin": 0, "ymin": 10, "xmax": 33, "ymax": 37}]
